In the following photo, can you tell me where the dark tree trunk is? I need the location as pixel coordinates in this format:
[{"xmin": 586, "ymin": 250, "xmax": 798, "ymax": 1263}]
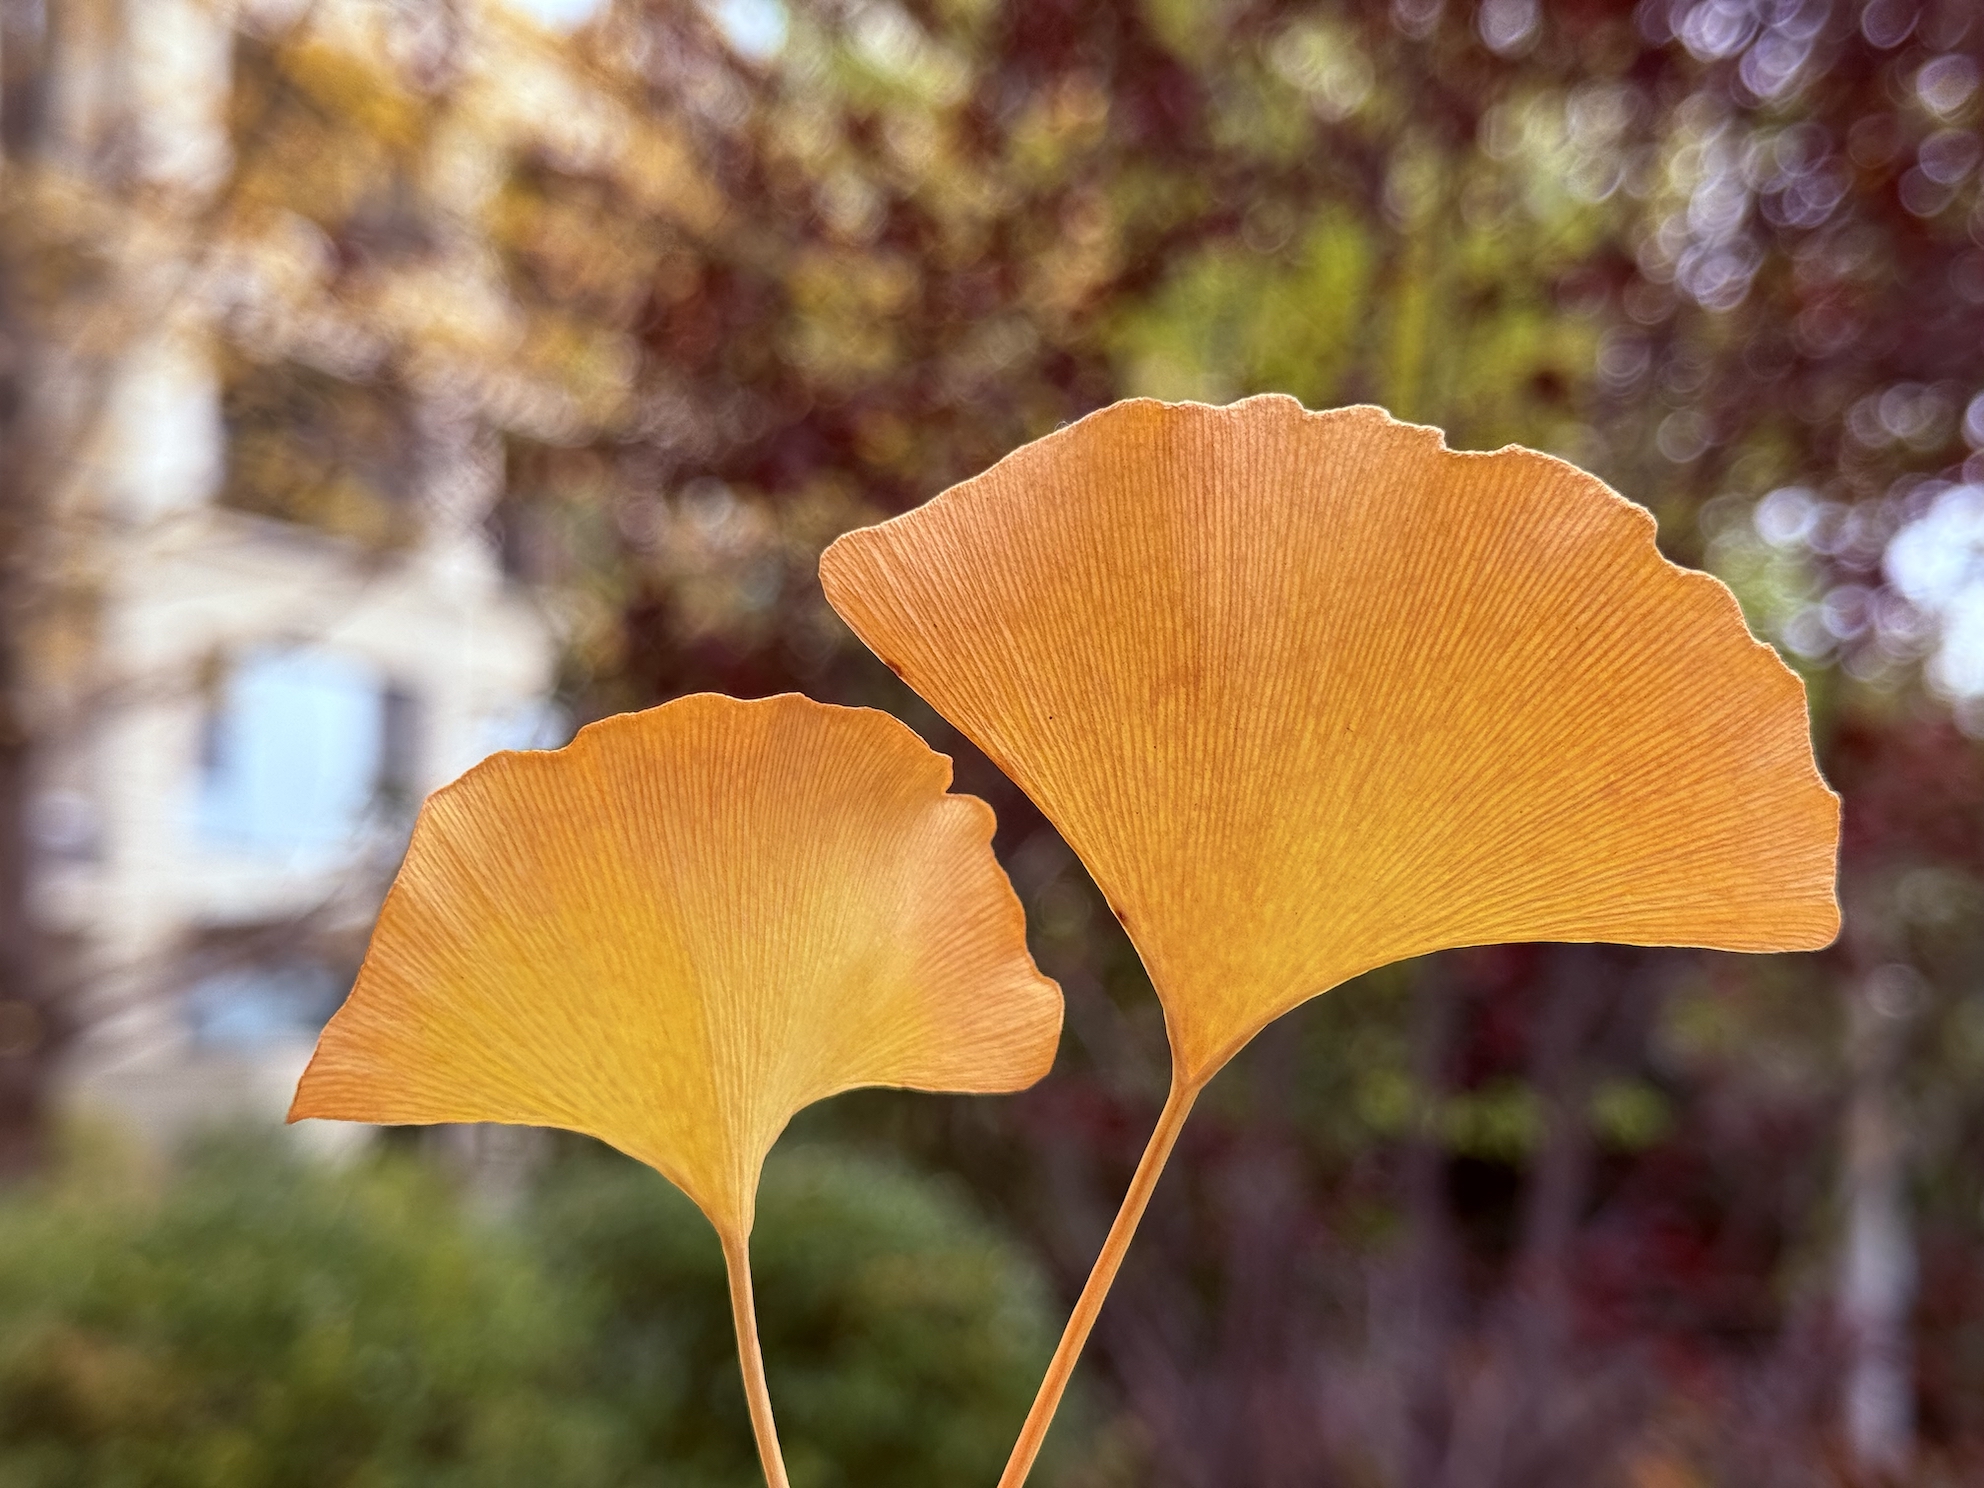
[
  {"xmin": 1838, "ymin": 896, "xmax": 1918, "ymax": 1481},
  {"xmin": 0, "ymin": 610, "xmax": 41, "ymax": 1176},
  {"xmin": 0, "ymin": 0, "xmax": 59, "ymax": 1177},
  {"xmin": 1398, "ymin": 953, "xmax": 1459, "ymax": 1488},
  {"xmin": 1447, "ymin": 944, "xmax": 1615, "ymax": 1488},
  {"xmin": 1502, "ymin": 944, "xmax": 1608, "ymax": 1476}
]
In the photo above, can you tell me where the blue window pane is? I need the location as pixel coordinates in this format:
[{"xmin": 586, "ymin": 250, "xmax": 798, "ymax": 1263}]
[
  {"xmin": 195, "ymin": 647, "xmax": 385, "ymax": 863},
  {"xmin": 477, "ymin": 699, "xmax": 570, "ymax": 756},
  {"xmin": 188, "ymin": 964, "xmax": 343, "ymax": 1048}
]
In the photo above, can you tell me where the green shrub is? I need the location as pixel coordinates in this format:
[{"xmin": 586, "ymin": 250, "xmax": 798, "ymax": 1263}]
[
  {"xmin": 0, "ymin": 1137, "xmax": 623, "ymax": 1488},
  {"xmin": 533, "ymin": 1143, "xmax": 1077, "ymax": 1488},
  {"xmin": 0, "ymin": 1136, "xmax": 1083, "ymax": 1487}
]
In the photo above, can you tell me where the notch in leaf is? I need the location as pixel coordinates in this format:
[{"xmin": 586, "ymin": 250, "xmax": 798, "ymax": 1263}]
[
  {"xmin": 289, "ymin": 693, "xmax": 1063, "ymax": 1488},
  {"xmin": 820, "ymin": 396, "xmax": 1841, "ymax": 1486}
]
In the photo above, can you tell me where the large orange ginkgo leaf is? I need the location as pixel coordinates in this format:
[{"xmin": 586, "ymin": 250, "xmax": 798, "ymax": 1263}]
[
  {"xmin": 820, "ymin": 396, "xmax": 1839, "ymax": 1486},
  {"xmin": 290, "ymin": 692, "xmax": 1061, "ymax": 1488},
  {"xmin": 823, "ymin": 396, "xmax": 1838, "ymax": 1086}
]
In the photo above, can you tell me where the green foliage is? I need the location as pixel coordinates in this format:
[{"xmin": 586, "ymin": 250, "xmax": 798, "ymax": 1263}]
[
  {"xmin": 0, "ymin": 1138, "xmax": 619, "ymax": 1488},
  {"xmin": 533, "ymin": 1143, "xmax": 1074, "ymax": 1488},
  {"xmin": 1108, "ymin": 211, "xmax": 1376, "ymax": 408},
  {"xmin": 0, "ymin": 1137, "xmax": 1079, "ymax": 1488}
]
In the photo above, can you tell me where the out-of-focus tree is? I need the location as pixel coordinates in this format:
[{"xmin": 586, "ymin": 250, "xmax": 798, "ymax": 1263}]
[
  {"xmin": 0, "ymin": 0, "xmax": 156, "ymax": 1176},
  {"xmin": 532, "ymin": 1142, "xmax": 1088, "ymax": 1488},
  {"xmin": 0, "ymin": 1134, "xmax": 1088, "ymax": 1485},
  {"xmin": 0, "ymin": 1138, "xmax": 626, "ymax": 1486},
  {"xmin": 0, "ymin": 0, "xmax": 46, "ymax": 1177},
  {"xmin": 1607, "ymin": 5, "xmax": 1982, "ymax": 1478},
  {"xmin": 478, "ymin": 1, "xmax": 1984, "ymax": 1483},
  {"xmin": 9, "ymin": 0, "xmax": 1984, "ymax": 1482}
]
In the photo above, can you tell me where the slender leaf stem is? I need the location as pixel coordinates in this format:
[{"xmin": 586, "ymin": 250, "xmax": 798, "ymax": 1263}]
[
  {"xmin": 997, "ymin": 1075, "xmax": 1202, "ymax": 1488},
  {"xmin": 722, "ymin": 1229, "xmax": 792, "ymax": 1488}
]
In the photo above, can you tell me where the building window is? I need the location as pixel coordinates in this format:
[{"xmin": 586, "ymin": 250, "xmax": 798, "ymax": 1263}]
[
  {"xmin": 187, "ymin": 962, "xmax": 344, "ymax": 1048},
  {"xmin": 194, "ymin": 646, "xmax": 390, "ymax": 864}
]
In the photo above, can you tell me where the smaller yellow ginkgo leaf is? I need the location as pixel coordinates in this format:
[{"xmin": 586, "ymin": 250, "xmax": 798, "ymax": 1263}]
[
  {"xmin": 289, "ymin": 693, "xmax": 1060, "ymax": 1488},
  {"xmin": 291, "ymin": 692, "xmax": 1060, "ymax": 1238}
]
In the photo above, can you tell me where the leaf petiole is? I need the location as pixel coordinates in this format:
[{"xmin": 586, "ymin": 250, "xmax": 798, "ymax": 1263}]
[
  {"xmin": 722, "ymin": 1231, "xmax": 792, "ymax": 1488},
  {"xmin": 998, "ymin": 1075, "xmax": 1202, "ymax": 1488}
]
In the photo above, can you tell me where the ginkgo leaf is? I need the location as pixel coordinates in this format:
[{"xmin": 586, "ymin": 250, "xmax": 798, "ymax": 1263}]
[
  {"xmin": 288, "ymin": 692, "xmax": 1062, "ymax": 1488},
  {"xmin": 819, "ymin": 396, "xmax": 1839, "ymax": 1486},
  {"xmin": 290, "ymin": 692, "xmax": 1061, "ymax": 1237},
  {"xmin": 822, "ymin": 396, "xmax": 1839, "ymax": 1087}
]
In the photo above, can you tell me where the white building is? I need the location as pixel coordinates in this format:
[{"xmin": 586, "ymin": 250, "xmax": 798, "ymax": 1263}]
[{"xmin": 19, "ymin": 0, "xmax": 693, "ymax": 1150}]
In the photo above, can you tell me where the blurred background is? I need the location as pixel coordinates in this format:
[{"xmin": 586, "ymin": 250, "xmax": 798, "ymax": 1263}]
[{"xmin": 0, "ymin": 0, "xmax": 1981, "ymax": 1483}]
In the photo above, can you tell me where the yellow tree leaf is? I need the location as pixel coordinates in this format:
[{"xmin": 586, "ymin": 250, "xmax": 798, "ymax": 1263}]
[
  {"xmin": 818, "ymin": 395, "xmax": 1840, "ymax": 1484},
  {"xmin": 824, "ymin": 396, "xmax": 1838, "ymax": 1079},
  {"xmin": 290, "ymin": 692, "xmax": 1061, "ymax": 1488}
]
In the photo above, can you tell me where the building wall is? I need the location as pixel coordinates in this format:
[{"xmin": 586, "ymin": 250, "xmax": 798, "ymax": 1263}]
[{"xmin": 31, "ymin": 0, "xmax": 615, "ymax": 1153}]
